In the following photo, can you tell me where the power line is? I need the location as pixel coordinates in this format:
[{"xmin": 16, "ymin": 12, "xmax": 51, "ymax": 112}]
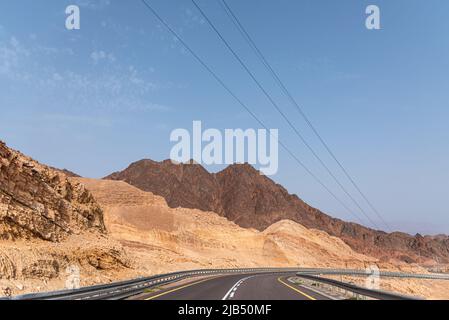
[
  {"xmin": 139, "ymin": 0, "xmax": 366, "ymax": 225},
  {"xmin": 190, "ymin": 0, "xmax": 381, "ymax": 229},
  {"xmin": 218, "ymin": 0, "xmax": 391, "ymax": 232}
]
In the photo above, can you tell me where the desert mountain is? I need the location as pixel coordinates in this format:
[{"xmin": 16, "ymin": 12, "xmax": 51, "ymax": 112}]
[
  {"xmin": 74, "ymin": 177, "xmax": 449, "ymax": 299},
  {"xmin": 75, "ymin": 177, "xmax": 381, "ymax": 272},
  {"xmin": 0, "ymin": 141, "xmax": 132, "ymax": 296},
  {"xmin": 0, "ymin": 140, "xmax": 380, "ymax": 296},
  {"xmin": 0, "ymin": 140, "xmax": 446, "ymax": 299},
  {"xmin": 105, "ymin": 159, "xmax": 449, "ymax": 264}
]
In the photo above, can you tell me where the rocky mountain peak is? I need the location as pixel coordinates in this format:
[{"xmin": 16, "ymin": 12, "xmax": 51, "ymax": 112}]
[{"xmin": 105, "ymin": 158, "xmax": 449, "ymax": 264}]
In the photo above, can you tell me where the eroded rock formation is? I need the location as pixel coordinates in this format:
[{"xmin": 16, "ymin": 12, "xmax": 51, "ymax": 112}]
[
  {"xmin": 106, "ymin": 159, "xmax": 449, "ymax": 264},
  {"xmin": 0, "ymin": 141, "xmax": 105, "ymax": 241}
]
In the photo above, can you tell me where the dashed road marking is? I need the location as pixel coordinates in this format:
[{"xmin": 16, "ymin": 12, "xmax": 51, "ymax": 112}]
[{"xmin": 222, "ymin": 275, "xmax": 255, "ymax": 300}]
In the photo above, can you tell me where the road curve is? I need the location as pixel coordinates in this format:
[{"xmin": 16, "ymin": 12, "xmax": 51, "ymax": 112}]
[{"xmin": 140, "ymin": 273, "xmax": 330, "ymax": 300}]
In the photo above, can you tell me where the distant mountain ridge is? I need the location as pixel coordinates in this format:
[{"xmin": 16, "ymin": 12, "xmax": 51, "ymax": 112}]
[{"xmin": 105, "ymin": 159, "xmax": 449, "ymax": 264}]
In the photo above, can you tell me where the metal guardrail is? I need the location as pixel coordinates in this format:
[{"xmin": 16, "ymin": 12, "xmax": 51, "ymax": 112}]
[
  {"xmin": 2, "ymin": 267, "xmax": 447, "ymax": 300},
  {"xmin": 296, "ymin": 268, "xmax": 449, "ymax": 280},
  {"xmin": 295, "ymin": 274, "xmax": 420, "ymax": 300}
]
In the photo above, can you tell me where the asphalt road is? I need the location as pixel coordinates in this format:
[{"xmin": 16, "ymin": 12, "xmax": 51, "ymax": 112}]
[{"xmin": 140, "ymin": 273, "xmax": 330, "ymax": 300}]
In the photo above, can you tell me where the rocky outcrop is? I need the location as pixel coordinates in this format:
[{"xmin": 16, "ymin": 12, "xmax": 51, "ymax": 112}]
[
  {"xmin": 0, "ymin": 140, "xmax": 105, "ymax": 241},
  {"xmin": 0, "ymin": 141, "xmax": 135, "ymax": 296},
  {"xmin": 105, "ymin": 159, "xmax": 449, "ymax": 264}
]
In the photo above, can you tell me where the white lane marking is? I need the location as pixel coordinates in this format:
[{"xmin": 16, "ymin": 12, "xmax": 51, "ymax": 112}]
[{"xmin": 222, "ymin": 275, "xmax": 255, "ymax": 300}]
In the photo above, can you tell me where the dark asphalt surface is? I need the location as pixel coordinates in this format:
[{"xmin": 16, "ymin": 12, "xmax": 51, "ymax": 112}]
[{"xmin": 142, "ymin": 273, "xmax": 329, "ymax": 300}]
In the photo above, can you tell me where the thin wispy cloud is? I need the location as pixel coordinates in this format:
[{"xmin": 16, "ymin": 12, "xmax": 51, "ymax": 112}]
[
  {"xmin": 183, "ymin": 7, "xmax": 206, "ymax": 27},
  {"xmin": 0, "ymin": 36, "xmax": 30, "ymax": 80},
  {"xmin": 77, "ymin": 0, "xmax": 111, "ymax": 10},
  {"xmin": 41, "ymin": 114, "xmax": 114, "ymax": 127},
  {"xmin": 34, "ymin": 45, "xmax": 75, "ymax": 56},
  {"xmin": 0, "ymin": 32, "xmax": 172, "ymax": 115},
  {"xmin": 90, "ymin": 50, "xmax": 116, "ymax": 64}
]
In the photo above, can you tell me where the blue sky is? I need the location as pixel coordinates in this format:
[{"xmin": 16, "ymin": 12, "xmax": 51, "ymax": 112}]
[{"xmin": 0, "ymin": 0, "xmax": 448, "ymax": 235}]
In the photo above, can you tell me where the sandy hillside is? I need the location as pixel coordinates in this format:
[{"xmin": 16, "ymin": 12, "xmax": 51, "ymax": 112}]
[
  {"xmin": 75, "ymin": 178, "xmax": 380, "ymax": 275},
  {"xmin": 0, "ymin": 233, "xmax": 137, "ymax": 296},
  {"xmin": 2, "ymin": 140, "xmax": 446, "ymax": 299},
  {"xmin": 72, "ymin": 178, "xmax": 449, "ymax": 300},
  {"xmin": 0, "ymin": 141, "xmax": 140, "ymax": 296},
  {"xmin": 106, "ymin": 159, "xmax": 449, "ymax": 265}
]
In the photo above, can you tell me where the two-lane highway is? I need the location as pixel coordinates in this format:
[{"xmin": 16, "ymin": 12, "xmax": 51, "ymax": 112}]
[{"xmin": 140, "ymin": 273, "xmax": 330, "ymax": 300}]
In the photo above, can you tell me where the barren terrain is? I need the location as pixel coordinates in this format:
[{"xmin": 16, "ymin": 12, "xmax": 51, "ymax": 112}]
[
  {"xmin": 107, "ymin": 159, "xmax": 449, "ymax": 264},
  {"xmin": 1, "ymin": 141, "xmax": 448, "ymax": 299},
  {"xmin": 76, "ymin": 178, "xmax": 379, "ymax": 272}
]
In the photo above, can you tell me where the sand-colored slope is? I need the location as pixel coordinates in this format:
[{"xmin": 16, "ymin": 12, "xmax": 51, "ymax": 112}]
[
  {"xmin": 262, "ymin": 220, "xmax": 373, "ymax": 268},
  {"xmin": 106, "ymin": 160, "xmax": 449, "ymax": 265},
  {"xmin": 75, "ymin": 178, "xmax": 378, "ymax": 276},
  {"xmin": 0, "ymin": 141, "xmax": 133, "ymax": 296}
]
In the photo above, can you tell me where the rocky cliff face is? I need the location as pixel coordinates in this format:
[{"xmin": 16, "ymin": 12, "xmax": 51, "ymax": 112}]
[
  {"xmin": 0, "ymin": 141, "xmax": 105, "ymax": 241},
  {"xmin": 105, "ymin": 159, "xmax": 449, "ymax": 264},
  {"xmin": 0, "ymin": 141, "xmax": 135, "ymax": 296}
]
